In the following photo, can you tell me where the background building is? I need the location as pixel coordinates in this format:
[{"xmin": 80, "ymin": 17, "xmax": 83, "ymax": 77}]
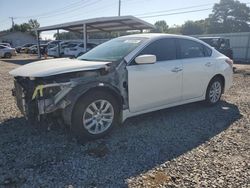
[{"xmin": 0, "ymin": 31, "xmax": 36, "ymax": 47}]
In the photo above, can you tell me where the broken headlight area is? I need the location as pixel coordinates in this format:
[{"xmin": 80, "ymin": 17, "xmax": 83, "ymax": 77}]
[
  {"xmin": 42, "ymin": 86, "xmax": 61, "ymax": 99},
  {"xmin": 12, "ymin": 76, "xmax": 74, "ymax": 121},
  {"xmin": 32, "ymin": 82, "xmax": 73, "ymax": 115}
]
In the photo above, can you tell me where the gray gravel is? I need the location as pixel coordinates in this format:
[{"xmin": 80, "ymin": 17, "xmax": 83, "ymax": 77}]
[{"xmin": 0, "ymin": 59, "xmax": 249, "ymax": 188}]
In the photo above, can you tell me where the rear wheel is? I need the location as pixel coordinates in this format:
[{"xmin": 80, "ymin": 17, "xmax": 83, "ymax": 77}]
[
  {"xmin": 71, "ymin": 90, "xmax": 120, "ymax": 141},
  {"xmin": 205, "ymin": 77, "xmax": 223, "ymax": 105},
  {"xmin": 4, "ymin": 52, "xmax": 12, "ymax": 58}
]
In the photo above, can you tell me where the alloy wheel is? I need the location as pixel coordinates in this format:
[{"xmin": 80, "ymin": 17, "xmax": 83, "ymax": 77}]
[
  {"xmin": 209, "ymin": 81, "xmax": 222, "ymax": 103},
  {"xmin": 82, "ymin": 99, "xmax": 114, "ymax": 135}
]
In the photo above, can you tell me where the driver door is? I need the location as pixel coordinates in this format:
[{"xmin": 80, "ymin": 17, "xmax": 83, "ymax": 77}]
[{"xmin": 127, "ymin": 38, "xmax": 183, "ymax": 113}]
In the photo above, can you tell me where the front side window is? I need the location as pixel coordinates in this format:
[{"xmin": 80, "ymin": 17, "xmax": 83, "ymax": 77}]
[
  {"xmin": 78, "ymin": 37, "xmax": 147, "ymax": 62},
  {"xmin": 138, "ymin": 38, "xmax": 177, "ymax": 61},
  {"xmin": 179, "ymin": 39, "xmax": 206, "ymax": 59}
]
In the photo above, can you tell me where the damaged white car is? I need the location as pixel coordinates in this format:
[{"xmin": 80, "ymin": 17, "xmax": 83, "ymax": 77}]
[{"xmin": 10, "ymin": 34, "xmax": 233, "ymax": 140}]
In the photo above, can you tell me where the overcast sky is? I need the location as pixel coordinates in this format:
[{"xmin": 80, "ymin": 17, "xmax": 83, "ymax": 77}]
[{"xmin": 0, "ymin": 0, "xmax": 249, "ymax": 39}]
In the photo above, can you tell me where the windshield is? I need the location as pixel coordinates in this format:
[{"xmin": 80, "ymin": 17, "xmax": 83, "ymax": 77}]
[{"xmin": 78, "ymin": 37, "xmax": 147, "ymax": 62}]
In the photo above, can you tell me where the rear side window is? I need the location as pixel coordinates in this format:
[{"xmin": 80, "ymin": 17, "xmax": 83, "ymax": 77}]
[
  {"xmin": 178, "ymin": 39, "xmax": 209, "ymax": 59},
  {"xmin": 139, "ymin": 38, "xmax": 177, "ymax": 61}
]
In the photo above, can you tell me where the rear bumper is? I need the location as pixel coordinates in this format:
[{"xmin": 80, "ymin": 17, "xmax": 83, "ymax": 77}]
[{"xmin": 224, "ymin": 67, "xmax": 233, "ymax": 92}]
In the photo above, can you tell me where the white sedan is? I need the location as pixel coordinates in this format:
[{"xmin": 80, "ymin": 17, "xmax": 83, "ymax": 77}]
[
  {"xmin": 0, "ymin": 45, "xmax": 16, "ymax": 58},
  {"xmin": 64, "ymin": 43, "xmax": 97, "ymax": 57},
  {"xmin": 10, "ymin": 34, "xmax": 233, "ymax": 140}
]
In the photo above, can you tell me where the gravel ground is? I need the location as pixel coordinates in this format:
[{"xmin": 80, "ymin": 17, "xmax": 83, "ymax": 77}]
[{"xmin": 0, "ymin": 58, "xmax": 249, "ymax": 187}]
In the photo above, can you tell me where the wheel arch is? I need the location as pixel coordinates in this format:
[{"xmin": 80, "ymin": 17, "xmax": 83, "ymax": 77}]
[
  {"xmin": 207, "ymin": 74, "xmax": 225, "ymax": 94},
  {"xmin": 62, "ymin": 83, "xmax": 124, "ymax": 126},
  {"xmin": 76, "ymin": 85, "xmax": 124, "ymax": 107}
]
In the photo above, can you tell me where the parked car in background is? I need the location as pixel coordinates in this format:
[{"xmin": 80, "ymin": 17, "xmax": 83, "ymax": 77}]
[
  {"xmin": 47, "ymin": 40, "xmax": 64, "ymax": 57},
  {"xmin": 16, "ymin": 43, "xmax": 35, "ymax": 53},
  {"xmin": 47, "ymin": 46, "xmax": 59, "ymax": 57},
  {"xmin": 0, "ymin": 43, "xmax": 11, "ymax": 48},
  {"xmin": 47, "ymin": 43, "xmax": 63, "ymax": 58},
  {"xmin": 48, "ymin": 41, "xmax": 82, "ymax": 57},
  {"xmin": 28, "ymin": 44, "xmax": 48, "ymax": 54},
  {"xmin": 64, "ymin": 42, "xmax": 97, "ymax": 57},
  {"xmin": 199, "ymin": 37, "xmax": 233, "ymax": 59},
  {"xmin": 0, "ymin": 45, "xmax": 16, "ymax": 58},
  {"xmin": 46, "ymin": 40, "xmax": 62, "ymax": 50},
  {"xmin": 28, "ymin": 45, "xmax": 37, "ymax": 54},
  {"xmin": 62, "ymin": 42, "xmax": 81, "ymax": 54},
  {"xmin": 10, "ymin": 34, "xmax": 233, "ymax": 140}
]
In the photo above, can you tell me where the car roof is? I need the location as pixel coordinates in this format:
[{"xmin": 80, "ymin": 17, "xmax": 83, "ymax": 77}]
[
  {"xmin": 198, "ymin": 37, "xmax": 223, "ymax": 39},
  {"xmin": 120, "ymin": 33, "xmax": 203, "ymax": 41},
  {"xmin": 119, "ymin": 33, "xmax": 211, "ymax": 47}
]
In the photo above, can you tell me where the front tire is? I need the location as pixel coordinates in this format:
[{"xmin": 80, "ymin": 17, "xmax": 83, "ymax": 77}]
[
  {"xmin": 71, "ymin": 90, "xmax": 120, "ymax": 141},
  {"xmin": 205, "ymin": 77, "xmax": 223, "ymax": 105},
  {"xmin": 4, "ymin": 52, "xmax": 12, "ymax": 58}
]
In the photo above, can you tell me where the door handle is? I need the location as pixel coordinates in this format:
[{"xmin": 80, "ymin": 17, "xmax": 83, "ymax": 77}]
[
  {"xmin": 171, "ymin": 67, "xmax": 183, "ymax": 73},
  {"xmin": 205, "ymin": 62, "xmax": 212, "ymax": 67}
]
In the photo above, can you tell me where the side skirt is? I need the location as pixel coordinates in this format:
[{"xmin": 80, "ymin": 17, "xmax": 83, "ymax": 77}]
[{"xmin": 122, "ymin": 96, "xmax": 205, "ymax": 122}]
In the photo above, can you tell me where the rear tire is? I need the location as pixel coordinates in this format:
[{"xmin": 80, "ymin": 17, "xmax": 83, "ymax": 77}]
[
  {"xmin": 71, "ymin": 90, "xmax": 120, "ymax": 141},
  {"xmin": 205, "ymin": 77, "xmax": 223, "ymax": 105}
]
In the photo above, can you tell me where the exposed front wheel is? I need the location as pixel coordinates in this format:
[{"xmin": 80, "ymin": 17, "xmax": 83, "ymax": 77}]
[
  {"xmin": 71, "ymin": 91, "xmax": 120, "ymax": 141},
  {"xmin": 205, "ymin": 77, "xmax": 223, "ymax": 105}
]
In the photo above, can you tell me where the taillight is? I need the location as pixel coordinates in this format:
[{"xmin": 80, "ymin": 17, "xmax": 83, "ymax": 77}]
[{"xmin": 225, "ymin": 58, "xmax": 233, "ymax": 68}]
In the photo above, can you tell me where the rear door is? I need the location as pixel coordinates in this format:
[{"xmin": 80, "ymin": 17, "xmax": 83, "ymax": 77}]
[
  {"xmin": 177, "ymin": 39, "xmax": 215, "ymax": 100},
  {"xmin": 127, "ymin": 38, "xmax": 183, "ymax": 113}
]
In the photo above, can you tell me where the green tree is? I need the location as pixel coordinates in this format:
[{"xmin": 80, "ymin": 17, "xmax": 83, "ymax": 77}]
[
  {"xmin": 180, "ymin": 20, "xmax": 205, "ymax": 35},
  {"xmin": 28, "ymin": 19, "xmax": 40, "ymax": 30},
  {"xmin": 208, "ymin": 0, "xmax": 250, "ymax": 33},
  {"xmin": 153, "ymin": 20, "xmax": 169, "ymax": 33},
  {"xmin": 9, "ymin": 19, "xmax": 40, "ymax": 36},
  {"xmin": 168, "ymin": 25, "xmax": 182, "ymax": 34}
]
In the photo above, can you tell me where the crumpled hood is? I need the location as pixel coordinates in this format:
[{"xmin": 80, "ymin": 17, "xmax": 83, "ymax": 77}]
[{"xmin": 9, "ymin": 58, "xmax": 111, "ymax": 77}]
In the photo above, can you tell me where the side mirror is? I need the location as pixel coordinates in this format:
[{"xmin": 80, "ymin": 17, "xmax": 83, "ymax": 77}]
[{"xmin": 135, "ymin": 54, "xmax": 156, "ymax": 65}]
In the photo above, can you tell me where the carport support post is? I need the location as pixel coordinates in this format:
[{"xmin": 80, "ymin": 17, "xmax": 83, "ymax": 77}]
[
  {"xmin": 57, "ymin": 29, "xmax": 60, "ymax": 57},
  {"xmin": 83, "ymin": 24, "xmax": 87, "ymax": 53},
  {"xmin": 36, "ymin": 29, "xmax": 41, "ymax": 58}
]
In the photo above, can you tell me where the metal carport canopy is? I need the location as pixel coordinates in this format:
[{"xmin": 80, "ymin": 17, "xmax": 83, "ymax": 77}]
[
  {"xmin": 36, "ymin": 16, "xmax": 155, "ymax": 58},
  {"xmin": 36, "ymin": 15, "xmax": 155, "ymax": 33}
]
